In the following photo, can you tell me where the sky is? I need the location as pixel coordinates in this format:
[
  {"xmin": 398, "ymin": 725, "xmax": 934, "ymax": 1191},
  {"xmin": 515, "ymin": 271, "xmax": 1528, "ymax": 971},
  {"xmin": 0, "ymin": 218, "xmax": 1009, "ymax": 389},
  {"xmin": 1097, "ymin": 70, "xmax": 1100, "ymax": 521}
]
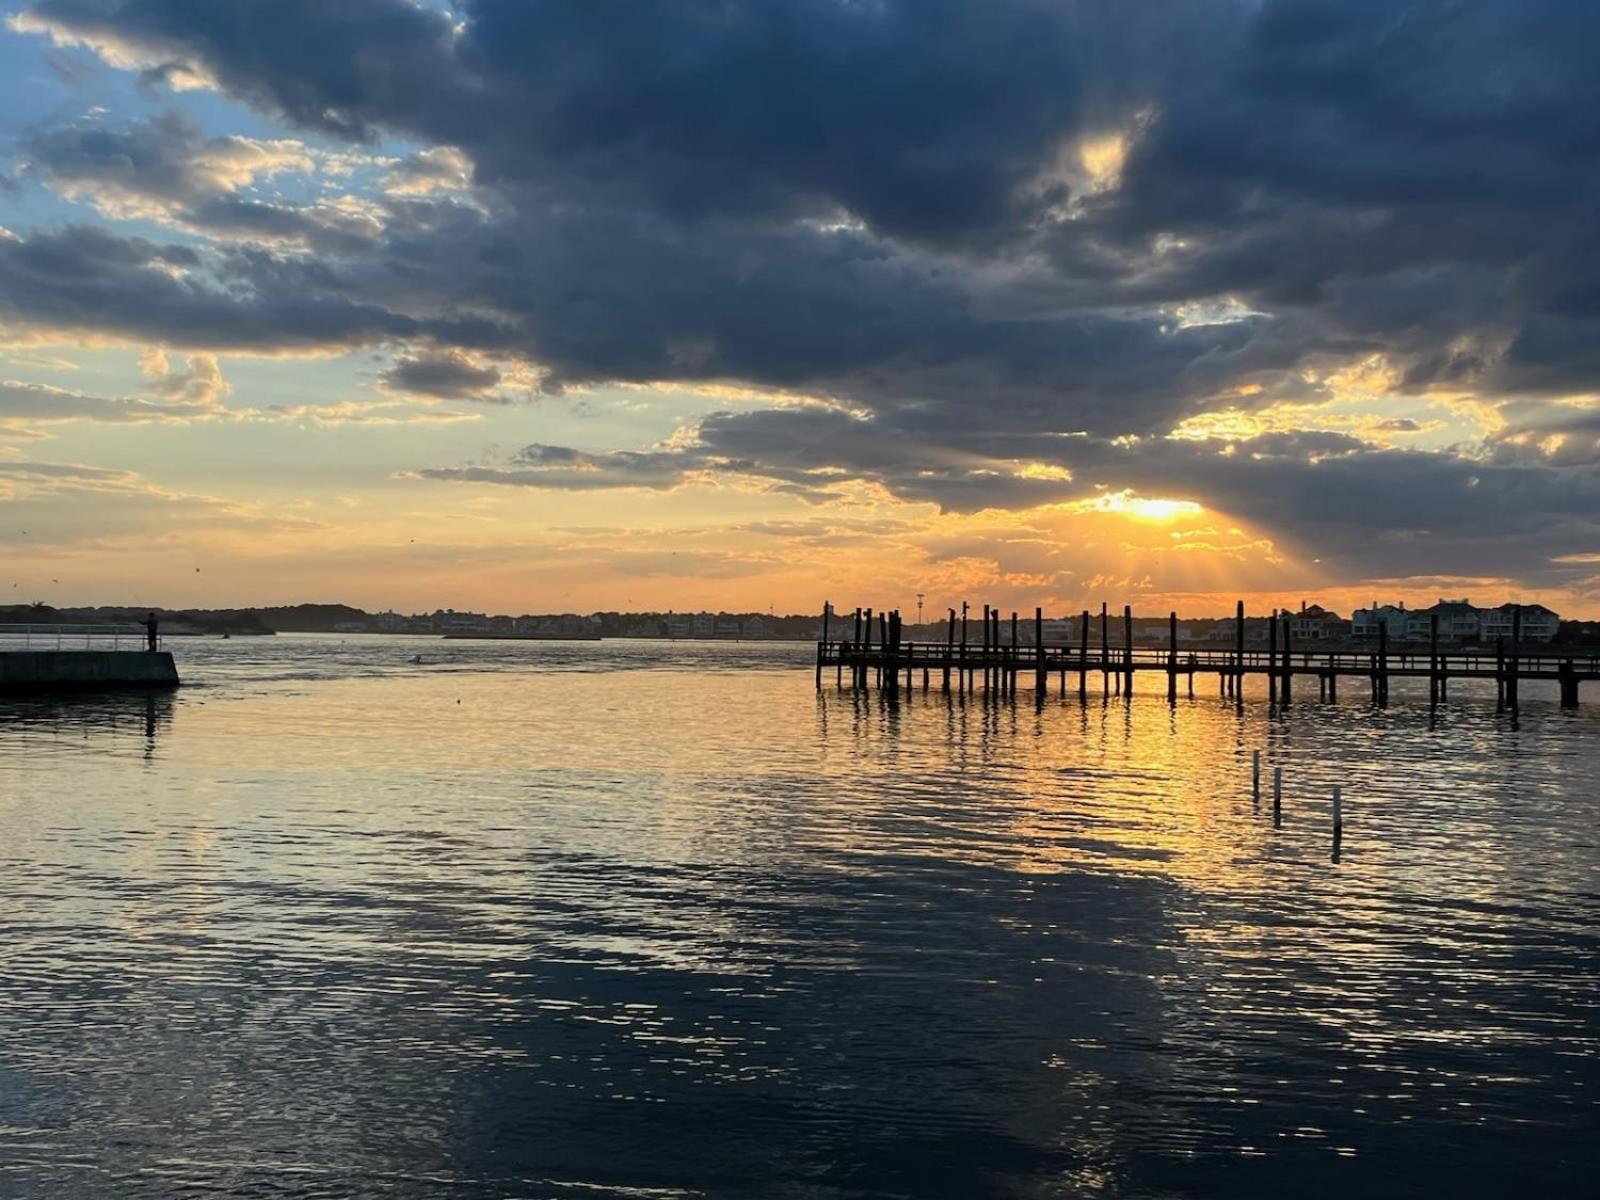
[{"xmin": 2, "ymin": 0, "xmax": 1598, "ymax": 619}]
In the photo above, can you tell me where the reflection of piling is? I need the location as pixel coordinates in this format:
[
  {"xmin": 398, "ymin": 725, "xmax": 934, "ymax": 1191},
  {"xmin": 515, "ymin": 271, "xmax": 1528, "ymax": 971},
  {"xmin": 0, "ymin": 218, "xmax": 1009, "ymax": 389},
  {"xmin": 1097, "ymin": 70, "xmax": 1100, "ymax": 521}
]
[
  {"xmin": 1252, "ymin": 749, "xmax": 1261, "ymax": 802},
  {"xmin": 1273, "ymin": 765, "xmax": 1282, "ymax": 826}
]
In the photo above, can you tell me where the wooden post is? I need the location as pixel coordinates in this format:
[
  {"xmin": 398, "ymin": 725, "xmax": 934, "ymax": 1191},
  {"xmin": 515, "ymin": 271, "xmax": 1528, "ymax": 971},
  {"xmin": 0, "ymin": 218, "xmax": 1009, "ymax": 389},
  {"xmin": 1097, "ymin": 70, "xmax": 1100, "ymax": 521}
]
[
  {"xmin": 1100, "ymin": 602, "xmax": 1109, "ymax": 693},
  {"xmin": 883, "ymin": 614, "xmax": 896, "ymax": 691},
  {"xmin": 1010, "ymin": 611, "xmax": 1019, "ymax": 696},
  {"xmin": 1495, "ymin": 634, "xmax": 1505, "ymax": 710},
  {"xmin": 934, "ymin": 611, "xmax": 947, "ymax": 694},
  {"xmin": 1267, "ymin": 612, "xmax": 1278, "ymax": 705},
  {"xmin": 1252, "ymin": 749, "xmax": 1261, "ymax": 802},
  {"xmin": 884, "ymin": 611, "xmax": 897, "ymax": 696},
  {"xmin": 1281, "ymin": 619, "xmax": 1292, "ymax": 706},
  {"xmin": 1167, "ymin": 611, "xmax": 1178, "ymax": 703},
  {"xmin": 1333, "ymin": 785, "xmax": 1343, "ymax": 842},
  {"xmin": 978, "ymin": 604, "xmax": 986, "ymax": 693},
  {"xmin": 1508, "ymin": 605, "xmax": 1522, "ymax": 710},
  {"xmin": 1079, "ymin": 609, "xmax": 1089, "ymax": 699},
  {"xmin": 960, "ymin": 602, "xmax": 969, "ymax": 695},
  {"xmin": 1429, "ymin": 612, "xmax": 1439, "ymax": 706},
  {"xmin": 1122, "ymin": 604, "xmax": 1133, "ymax": 694},
  {"xmin": 1377, "ymin": 620, "xmax": 1388, "ymax": 707},
  {"xmin": 817, "ymin": 601, "xmax": 830, "ymax": 690},
  {"xmin": 1559, "ymin": 659, "xmax": 1579, "ymax": 708},
  {"xmin": 1234, "ymin": 600, "xmax": 1245, "ymax": 705},
  {"xmin": 1035, "ymin": 607, "xmax": 1046, "ymax": 694},
  {"xmin": 1272, "ymin": 765, "xmax": 1282, "ymax": 826}
]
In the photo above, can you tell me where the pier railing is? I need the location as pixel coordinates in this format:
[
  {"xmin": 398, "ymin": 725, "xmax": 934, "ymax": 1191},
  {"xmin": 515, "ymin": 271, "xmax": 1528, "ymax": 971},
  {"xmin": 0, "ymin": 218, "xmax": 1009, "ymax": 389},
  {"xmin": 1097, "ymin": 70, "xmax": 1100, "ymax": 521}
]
[
  {"xmin": 0, "ymin": 623, "xmax": 155, "ymax": 651},
  {"xmin": 815, "ymin": 601, "xmax": 1597, "ymax": 709}
]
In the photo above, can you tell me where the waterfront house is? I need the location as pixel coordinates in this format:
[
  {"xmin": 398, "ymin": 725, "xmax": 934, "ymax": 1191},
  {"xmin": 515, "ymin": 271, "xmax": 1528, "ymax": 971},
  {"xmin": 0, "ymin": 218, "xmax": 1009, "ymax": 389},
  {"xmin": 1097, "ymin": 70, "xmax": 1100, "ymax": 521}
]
[
  {"xmin": 1478, "ymin": 602, "xmax": 1560, "ymax": 643},
  {"xmin": 1287, "ymin": 604, "xmax": 1343, "ymax": 640},
  {"xmin": 1352, "ymin": 603, "xmax": 1407, "ymax": 639}
]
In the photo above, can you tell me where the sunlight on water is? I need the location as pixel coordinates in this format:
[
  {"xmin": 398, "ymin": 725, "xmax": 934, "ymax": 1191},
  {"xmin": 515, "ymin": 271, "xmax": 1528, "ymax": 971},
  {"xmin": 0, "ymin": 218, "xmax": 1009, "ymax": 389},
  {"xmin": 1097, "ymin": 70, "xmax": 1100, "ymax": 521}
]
[{"xmin": 1, "ymin": 636, "xmax": 1596, "ymax": 1197}]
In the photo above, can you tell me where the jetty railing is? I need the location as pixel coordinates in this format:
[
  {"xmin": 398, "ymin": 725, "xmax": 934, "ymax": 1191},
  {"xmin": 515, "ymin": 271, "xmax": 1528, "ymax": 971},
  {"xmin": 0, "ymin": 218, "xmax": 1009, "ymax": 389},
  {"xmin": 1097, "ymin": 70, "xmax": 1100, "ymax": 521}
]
[{"xmin": 0, "ymin": 623, "xmax": 154, "ymax": 651}]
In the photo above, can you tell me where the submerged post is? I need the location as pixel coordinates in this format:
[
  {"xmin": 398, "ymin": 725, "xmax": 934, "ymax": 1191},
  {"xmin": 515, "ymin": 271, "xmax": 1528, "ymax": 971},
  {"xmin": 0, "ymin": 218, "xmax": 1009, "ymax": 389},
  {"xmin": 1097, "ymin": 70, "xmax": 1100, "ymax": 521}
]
[
  {"xmin": 1252, "ymin": 749, "xmax": 1261, "ymax": 802},
  {"xmin": 1273, "ymin": 765, "xmax": 1282, "ymax": 826},
  {"xmin": 1332, "ymin": 784, "xmax": 1343, "ymax": 840}
]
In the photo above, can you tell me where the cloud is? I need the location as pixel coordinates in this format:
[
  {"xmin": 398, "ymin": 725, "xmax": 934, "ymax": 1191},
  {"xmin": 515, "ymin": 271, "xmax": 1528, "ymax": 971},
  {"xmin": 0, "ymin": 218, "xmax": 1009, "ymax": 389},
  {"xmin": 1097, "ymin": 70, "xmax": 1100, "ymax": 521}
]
[
  {"xmin": 9, "ymin": 0, "xmax": 1600, "ymax": 594},
  {"xmin": 381, "ymin": 146, "xmax": 472, "ymax": 196},
  {"xmin": 21, "ymin": 109, "xmax": 310, "ymax": 215},
  {"xmin": 415, "ymin": 442, "xmax": 713, "ymax": 492},
  {"xmin": 379, "ymin": 349, "xmax": 502, "ymax": 400},
  {"xmin": 0, "ymin": 373, "xmax": 225, "ymax": 426}
]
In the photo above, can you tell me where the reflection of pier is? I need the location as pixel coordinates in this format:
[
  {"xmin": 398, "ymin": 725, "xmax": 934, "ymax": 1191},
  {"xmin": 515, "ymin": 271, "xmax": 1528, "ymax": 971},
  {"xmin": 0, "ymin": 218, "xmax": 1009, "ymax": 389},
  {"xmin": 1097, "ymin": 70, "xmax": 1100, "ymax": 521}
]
[{"xmin": 816, "ymin": 602, "xmax": 1597, "ymax": 710}]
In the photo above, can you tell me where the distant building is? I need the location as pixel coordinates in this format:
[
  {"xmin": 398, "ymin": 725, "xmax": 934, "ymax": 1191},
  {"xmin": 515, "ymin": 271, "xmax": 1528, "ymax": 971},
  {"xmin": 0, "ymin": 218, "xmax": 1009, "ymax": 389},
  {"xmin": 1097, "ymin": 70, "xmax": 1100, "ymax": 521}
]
[
  {"xmin": 1410, "ymin": 599, "xmax": 1481, "ymax": 642},
  {"xmin": 1352, "ymin": 603, "xmax": 1408, "ymax": 639},
  {"xmin": 1286, "ymin": 603, "xmax": 1343, "ymax": 641},
  {"xmin": 692, "ymin": 612, "xmax": 716, "ymax": 638},
  {"xmin": 375, "ymin": 610, "xmax": 406, "ymax": 633},
  {"xmin": 742, "ymin": 615, "xmax": 768, "ymax": 638},
  {"xmin": 665, "ymin": 612, "xmax": 693, "ymax": 638},
  {"xmin": 1479, "ymin": 603, "xmax": 1560, "ymax": 643}
]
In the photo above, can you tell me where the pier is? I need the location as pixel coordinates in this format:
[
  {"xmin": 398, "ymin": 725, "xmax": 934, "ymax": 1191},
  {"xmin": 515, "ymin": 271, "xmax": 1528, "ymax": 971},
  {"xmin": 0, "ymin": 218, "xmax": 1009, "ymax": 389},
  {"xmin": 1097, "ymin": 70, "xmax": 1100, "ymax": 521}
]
[
  {"xmin": 815, "ymin": 603, "xmax": 1597, "ymax": 710},
  {"xmin": 0, "ymin": 624, "xmax": 180, "ymax": 694}
]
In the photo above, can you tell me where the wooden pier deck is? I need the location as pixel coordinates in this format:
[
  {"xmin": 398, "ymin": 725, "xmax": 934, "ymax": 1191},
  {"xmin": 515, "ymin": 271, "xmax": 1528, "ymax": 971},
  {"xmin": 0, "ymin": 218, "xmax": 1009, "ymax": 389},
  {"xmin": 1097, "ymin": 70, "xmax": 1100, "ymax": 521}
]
[{"xmin": 815, "ymin": 602, "xmax": 1598, "ymax": 709}]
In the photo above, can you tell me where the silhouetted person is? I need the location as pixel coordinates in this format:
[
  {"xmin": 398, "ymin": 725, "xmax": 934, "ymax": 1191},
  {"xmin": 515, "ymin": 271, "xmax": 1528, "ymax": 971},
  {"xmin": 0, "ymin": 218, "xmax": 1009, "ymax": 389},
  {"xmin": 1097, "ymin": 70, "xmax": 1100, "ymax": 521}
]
[{"xmin": 143, "ymin": 612, "xmax": 159, "ymax": 652}]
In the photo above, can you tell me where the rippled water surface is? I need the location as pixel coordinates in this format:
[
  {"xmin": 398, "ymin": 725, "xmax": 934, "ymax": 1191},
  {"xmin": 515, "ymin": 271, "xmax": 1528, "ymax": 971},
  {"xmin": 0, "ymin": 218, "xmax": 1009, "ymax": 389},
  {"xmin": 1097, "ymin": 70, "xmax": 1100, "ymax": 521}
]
[{"xmin": 2, "ymin": 635, "xmax": 1597, "ymax": 1198}]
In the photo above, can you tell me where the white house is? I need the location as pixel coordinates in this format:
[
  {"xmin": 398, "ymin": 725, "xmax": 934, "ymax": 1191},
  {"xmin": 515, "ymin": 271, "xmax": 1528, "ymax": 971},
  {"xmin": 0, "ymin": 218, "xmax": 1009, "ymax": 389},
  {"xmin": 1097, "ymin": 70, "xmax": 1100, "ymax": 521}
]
[
  {"xmin": 1478, "ymin": 603, "xmax": 1560, "ymax": 643},
  {"xmin": 1351, "ymin": 603, "xmax": 1407, "ymax": 639}
]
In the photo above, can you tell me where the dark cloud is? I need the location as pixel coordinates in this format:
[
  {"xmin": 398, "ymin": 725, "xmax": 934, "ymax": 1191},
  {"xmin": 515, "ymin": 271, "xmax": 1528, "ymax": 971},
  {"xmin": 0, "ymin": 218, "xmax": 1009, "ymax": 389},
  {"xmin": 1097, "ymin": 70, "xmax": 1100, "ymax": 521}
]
[
  {"xmin": 416, "ymin": 442, "xmax": 710, "ymax": 492},
  {"xmin": 0, "ymin": 224, "xmax": 508, "ymax": 352},
  {"xmin": 379, "ymin": 349, "xmax": 502, "ymax": 400}
]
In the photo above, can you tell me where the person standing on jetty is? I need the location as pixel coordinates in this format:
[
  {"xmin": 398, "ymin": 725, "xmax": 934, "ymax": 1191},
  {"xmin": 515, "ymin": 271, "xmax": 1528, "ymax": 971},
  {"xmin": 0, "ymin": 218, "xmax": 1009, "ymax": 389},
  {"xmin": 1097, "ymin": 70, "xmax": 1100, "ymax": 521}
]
[{"xmin": 143, "ymin": 612, "xmax": 159, "ymax": 652}]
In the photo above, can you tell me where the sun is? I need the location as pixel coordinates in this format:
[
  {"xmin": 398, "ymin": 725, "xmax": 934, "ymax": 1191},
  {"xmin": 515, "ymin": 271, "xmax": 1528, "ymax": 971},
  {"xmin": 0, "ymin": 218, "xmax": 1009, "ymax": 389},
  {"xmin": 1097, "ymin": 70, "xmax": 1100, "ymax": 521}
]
[{"xmin": 1080, "ymin": 490, "xmax": 1204, "ymax": 522}]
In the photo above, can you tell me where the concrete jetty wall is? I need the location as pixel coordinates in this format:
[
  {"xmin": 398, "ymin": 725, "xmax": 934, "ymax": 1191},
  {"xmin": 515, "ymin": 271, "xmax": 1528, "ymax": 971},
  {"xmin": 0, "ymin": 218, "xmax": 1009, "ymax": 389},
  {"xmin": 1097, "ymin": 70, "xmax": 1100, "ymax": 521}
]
[{"xmin": 0, "ymin": 650, "xmax": 180, "ymax": 693}]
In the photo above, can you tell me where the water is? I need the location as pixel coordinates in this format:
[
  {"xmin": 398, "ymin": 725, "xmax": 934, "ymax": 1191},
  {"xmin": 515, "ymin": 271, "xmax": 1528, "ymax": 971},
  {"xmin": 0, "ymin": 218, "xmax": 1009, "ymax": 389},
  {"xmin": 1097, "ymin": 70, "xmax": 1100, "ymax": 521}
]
[{"xmin": 1, "ymin": 635, "xmax": 1596, "ymax": 1198}]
